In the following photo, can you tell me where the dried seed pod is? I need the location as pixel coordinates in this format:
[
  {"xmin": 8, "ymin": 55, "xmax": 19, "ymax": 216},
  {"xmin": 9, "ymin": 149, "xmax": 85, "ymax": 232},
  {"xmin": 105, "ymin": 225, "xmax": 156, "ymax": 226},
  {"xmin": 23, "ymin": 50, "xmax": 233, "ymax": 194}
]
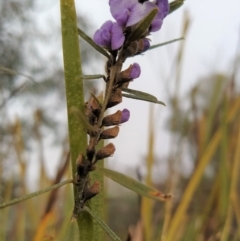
[
  {"xmin": 95, "ymin": 143, "xmax": 115, "ymax": 161},
  {"xmin": 107, "ymin": 88, "xmax": 122, "ymax": 108},
  {"xmin": 83, "ymin": 181, "xmax": 101, "ymax": 201},
  {"xmin": 99, "ymin": 126, "xmax": 119, "ymax": 140}
]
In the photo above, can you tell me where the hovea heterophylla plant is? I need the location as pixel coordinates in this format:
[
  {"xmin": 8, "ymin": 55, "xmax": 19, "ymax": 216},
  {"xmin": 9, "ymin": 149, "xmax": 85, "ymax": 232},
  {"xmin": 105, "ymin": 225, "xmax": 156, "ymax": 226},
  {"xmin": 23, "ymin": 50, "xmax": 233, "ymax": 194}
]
[{"xmin": 0, "ymin": 0, "xmax": 184, "ymax": 240}]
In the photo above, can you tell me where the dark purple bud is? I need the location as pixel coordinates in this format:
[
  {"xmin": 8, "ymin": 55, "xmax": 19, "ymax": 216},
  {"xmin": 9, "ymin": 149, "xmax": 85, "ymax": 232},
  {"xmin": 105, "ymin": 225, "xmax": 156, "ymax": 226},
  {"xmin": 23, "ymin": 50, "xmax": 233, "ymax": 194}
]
[
  {"xmin": 142, "ymin": 38, "xmax": 150, "ymax": 52},
  {"xmin": 120, "ymin": 109, "xmax": 130, "ymax": 123},
  {"xmin": 93, "ymin": 20, "xmax": 125, "ymax": 50}
]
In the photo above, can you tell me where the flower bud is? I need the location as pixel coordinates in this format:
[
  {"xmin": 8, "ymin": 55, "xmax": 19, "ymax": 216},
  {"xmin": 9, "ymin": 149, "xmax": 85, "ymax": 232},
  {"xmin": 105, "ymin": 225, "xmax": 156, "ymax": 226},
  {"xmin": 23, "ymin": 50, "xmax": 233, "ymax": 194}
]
[
  {"xmin": 102, "ymin": 110, "xmax": 122, "ymax": 126},
  {"xmin": 107, "ymin": 88, "xmax": 122, "ymax": 108},
  {"xmin": 100, "ymin": 126, "xmax": 119, "ymax": 140},
  {"xmin": 120, "ymin": 109, "xmax": 130, "ymax": 123},
  {"xmin": 102, "ymin": 109, "xmax": 130, "ymax": 127},
  {"xmin": 116, "ymin": 63, "xmax": 141, "ymax": 85},
  {"xmin": 137, "ymin": 38, "xmax": 150, "ymax": 53},
  {"xmin": 84, "ymin": 181, "xmax": 100, "ymax": 201},
  {"xmin": 129, "ymin": 63, "xmax": 141, "ymax": 79},
  {"xmin": 95, "ymin": 143, "xmax": 115, "ymax": 161}
]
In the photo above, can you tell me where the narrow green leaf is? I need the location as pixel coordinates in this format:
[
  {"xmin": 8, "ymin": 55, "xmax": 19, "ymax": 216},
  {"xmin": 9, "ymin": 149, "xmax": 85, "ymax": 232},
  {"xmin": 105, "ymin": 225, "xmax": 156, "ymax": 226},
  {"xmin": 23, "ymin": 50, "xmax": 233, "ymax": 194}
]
[
  {"xmin": 149, "ymin": 37, "xmax": 184, "ymax": 50},
  {"xmin": 81, "ymin": 74, "xmax": 105, "ymax": 80},
  {"xmin": 122, "ymin": 88, "xmax": 166, "ymax": 106},
  {"xmin": 122, "ymin": 87, "xmax": 158, "ymax": 100},
  {"xmin": 122, "ymin": 93, "xmax": 166, "ymax": 106},
  {"xmin": 77, "ymin": 28, "xmax": 110, "ymax": 59},
  {"xmin": 84, "ymin": 206, "xmax": 122, "ymax": 241},
  {"xmin": 98, "ymin": 168, "xmax": 171, "ymax": 202},
  {"xmin": 169, "ymin": 0, "xmax": 185, "ymax": 14},
  {"xmin": 0, "ymin": 179, "xmax": 73, "ymax": 209},
  {"xmin": 127, "ymin": 8, "xmax": 158, "ymax": 42}
]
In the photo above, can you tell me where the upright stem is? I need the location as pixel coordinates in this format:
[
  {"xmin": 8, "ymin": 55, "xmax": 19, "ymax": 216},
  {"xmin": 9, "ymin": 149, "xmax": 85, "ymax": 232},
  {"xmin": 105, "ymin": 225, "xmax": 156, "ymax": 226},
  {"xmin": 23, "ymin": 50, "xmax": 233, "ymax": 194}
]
[{"xmin": 60, "ymin": 0, "xmax": 93, "ymax": 240}]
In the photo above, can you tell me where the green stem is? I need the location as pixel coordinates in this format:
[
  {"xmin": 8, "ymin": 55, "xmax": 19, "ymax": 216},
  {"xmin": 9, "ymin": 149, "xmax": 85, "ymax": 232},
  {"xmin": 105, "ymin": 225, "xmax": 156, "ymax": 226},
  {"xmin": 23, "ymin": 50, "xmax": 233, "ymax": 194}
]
[
  {"xmin": 60, "ymin": 0, "xmax": 93, "ymax": 240},
  {"xmin": 84, "ymin": 206, "xmax": 122, "ymax": 241}
]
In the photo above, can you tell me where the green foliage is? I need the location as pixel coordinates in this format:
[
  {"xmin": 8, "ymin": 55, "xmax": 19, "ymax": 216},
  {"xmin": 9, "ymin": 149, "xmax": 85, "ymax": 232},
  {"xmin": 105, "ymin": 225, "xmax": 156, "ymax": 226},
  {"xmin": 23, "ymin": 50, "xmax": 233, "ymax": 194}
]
[{"xmin": 98, "ymin": 168, "xmax": 170, "ymax": 202}]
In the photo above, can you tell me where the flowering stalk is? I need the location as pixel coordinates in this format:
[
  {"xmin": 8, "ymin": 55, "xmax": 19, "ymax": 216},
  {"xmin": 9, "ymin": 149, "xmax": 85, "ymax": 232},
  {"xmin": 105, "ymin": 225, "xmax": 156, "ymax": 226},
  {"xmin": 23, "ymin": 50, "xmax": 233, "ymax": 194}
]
[
  {"xmin": 71, "ymin": 0, "xmax": 169, "ymax": 216},
  {"xmin": 61, "ymin": 0, "xmax": 179, "ymax": 240}
]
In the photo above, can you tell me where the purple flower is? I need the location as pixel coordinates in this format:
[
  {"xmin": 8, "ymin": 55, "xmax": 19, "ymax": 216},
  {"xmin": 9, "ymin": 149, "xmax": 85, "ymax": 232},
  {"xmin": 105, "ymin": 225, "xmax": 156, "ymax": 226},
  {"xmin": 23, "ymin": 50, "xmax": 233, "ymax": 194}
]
[
  {"xmin": 130, "ymin": 63, "xmax": 141, "ymax": 79},
  {"xmin": 93, "ymin": 20, "xmax": 125, "ymax": 50},
  {"xmin": 120, "ymin": 109, "xmax": 130, "ymax": 123},
  {"xmin": 155, "ymin": 0, "xmax": 169, "ymax": 19},
  {"xmin": 151, "ymin": 0, "xmax": 169, "ymax": 32},
  {"xmin": 109, "ymin": 0, "xmax": 157, "ymax": 27}
]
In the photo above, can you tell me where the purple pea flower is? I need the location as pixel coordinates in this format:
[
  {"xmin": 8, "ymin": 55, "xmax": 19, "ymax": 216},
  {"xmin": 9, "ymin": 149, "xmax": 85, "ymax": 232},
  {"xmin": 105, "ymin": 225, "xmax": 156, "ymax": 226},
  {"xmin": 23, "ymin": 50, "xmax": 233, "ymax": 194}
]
[
  {"xmin": 120, "ymin": 109, "xmax": 130, "ymax": 123},
  {"xmin": 93, "ymin": 20, "xmax": 125, "ymax": 50},
  {"xmin": 109, "ymin": 0, "xmax": 157, "ymax": 27},
  {"xmin": 155, "ymin": 0, "xmax": 169, "ymax": 19},
  {"xmin": 151, "ymin": 0, "xmax": 169, "ymax": 32}
]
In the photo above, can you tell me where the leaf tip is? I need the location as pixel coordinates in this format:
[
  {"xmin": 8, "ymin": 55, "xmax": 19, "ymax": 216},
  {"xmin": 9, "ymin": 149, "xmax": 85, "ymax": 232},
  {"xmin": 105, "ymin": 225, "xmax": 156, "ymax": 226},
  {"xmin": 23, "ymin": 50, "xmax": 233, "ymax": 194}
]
[{"xmin": 149, "ymin": 191, "xmax": 172, "ymax": 200}]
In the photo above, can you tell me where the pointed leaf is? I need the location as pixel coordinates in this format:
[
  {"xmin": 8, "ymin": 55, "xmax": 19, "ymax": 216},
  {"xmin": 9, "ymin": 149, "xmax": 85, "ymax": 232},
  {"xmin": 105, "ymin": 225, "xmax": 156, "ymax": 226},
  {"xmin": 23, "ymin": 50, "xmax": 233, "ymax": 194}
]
[
  {"xmin": 149, "ymin": 37, "xmax": 184, "ymax": 50},
  {"xmin": 0, "ymin": 179, "xmax": 73, "ymax": 209},
  {"xmin": 122, "ymin": 88, "xmax": 166, "ymax": 106},
  {"xmin": 169, "ymin": 0, "xmax": 185, "ymax": 14},
  {"xmin": 127, "ymin": 8, "xmax": 158, "ymax": 42},
  {"xmin": 77, "ymin": 28, "xmax": 110, "ymax": 59},
  {"xmin": 122, "ymin": 88, "xmax": 158, "ymax": 100},
  {"xmin": 122, "ymin": 93, "xmax": 166, "ymax": 106},
  {"xmin": 98, "ymin": 168, "xmax": 171, "ymax": 201}
]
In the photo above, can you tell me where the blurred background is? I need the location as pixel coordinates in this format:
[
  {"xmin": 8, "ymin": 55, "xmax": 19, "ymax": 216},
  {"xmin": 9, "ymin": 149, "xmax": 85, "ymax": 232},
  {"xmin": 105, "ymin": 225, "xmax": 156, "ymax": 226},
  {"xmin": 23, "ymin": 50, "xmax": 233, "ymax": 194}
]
[{"xmin": 0, "ymin": 0, "xmax": 240, "ymax": 240}]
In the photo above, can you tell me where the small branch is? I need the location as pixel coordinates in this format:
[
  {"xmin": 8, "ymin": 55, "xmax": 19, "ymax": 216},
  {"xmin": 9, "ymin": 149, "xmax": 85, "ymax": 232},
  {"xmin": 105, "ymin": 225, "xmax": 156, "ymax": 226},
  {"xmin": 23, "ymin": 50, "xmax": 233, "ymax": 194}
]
[{"xmin": 0, "ymin": 179, "xmax": 73, "ymax": 209}]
